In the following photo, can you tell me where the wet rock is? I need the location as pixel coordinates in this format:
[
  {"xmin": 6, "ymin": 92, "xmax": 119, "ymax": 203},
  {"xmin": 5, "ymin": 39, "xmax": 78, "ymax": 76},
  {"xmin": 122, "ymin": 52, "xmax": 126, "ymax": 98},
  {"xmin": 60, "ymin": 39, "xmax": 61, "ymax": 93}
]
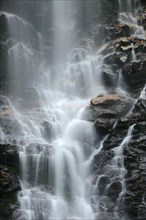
[
  {"xmin": 0, "ymin": 144, "xmax": 19, "ymax": 171},
  {"xmin": 0, "ymin": 42, "xmax": 8, "ymax": 92},
  {"xmin": 95, "ymin": 118, "xmax": 117, "ymax": 137},
  {"xmin": 0, "ymin": 165, "xmax": 21, "ymax": 195},
  {"xmin": 122, "ymin": 61, "xmax": 146, "ymax": 97},
  {"xmin": 84, "ymin": 93, "xmax": 134, "ymax": 138},
  {"xmin": 98, "ymin": 111, "xmax": 146, "ymax": 219},
  {"xmin": 25, "ymin": 142, "xmax": 53, "ymax": 154},
  {"xmin": 0, "ymin": 95, "xmax": 9, "ymax": 109},
  {"xmin": 40, "ymin": 120, "xmax": 57, "ymax": 141},
  {"xmin": 101, "ymin": 65, "xmax": 118, "ymax": 89},
  {"xmin": 132, "ymin": 98, "xmax": 146, "ymax": 113},
  {"xmin": 98, "ymin": 175, "xmax": 109, "ymax": 195},
  {"xmin": 93, "ymin": 150, "xmax": 114, "ymax": 175},
  {"xmin": 106, "ymin": 181, "xmax": 122, "ymax": 200},
  {"xmin": 99, "ymin": 196, "xmax": 115, "ymax": 213},
  {"xmin": 141, "ymin": 13, "xmax": 146, "ymax": 30},
  {"xmin": 91, "ymin": 25, "xmax": 108, "ymax": 47},
  {"xmin": 0, "ymin": 166, "xmax": 20, "ymax": 220},
  {"xmin": 90, "ymin": 94, "xmax": 133, "ymax": 115},
  {"xmin": 103, "ymin": 52, "xmax": 124, "ymax": 67},
  {"xmin": 0, "ymin": 13, "xmax": 8, "ymax": 40},
  {"xmin": 106, "ymin": 24, "xmax": 131, "ymax": 42},
  {"xmin": 103, "ymin": 112, "xmax": 146, "ymax": 150},
  {"xmin": 0, "ymin": 115, "xmax": 22, "ymax": 141},
  {"xmin": 120, "ymin": 55, "xmax": 129, "ymax": 63}
]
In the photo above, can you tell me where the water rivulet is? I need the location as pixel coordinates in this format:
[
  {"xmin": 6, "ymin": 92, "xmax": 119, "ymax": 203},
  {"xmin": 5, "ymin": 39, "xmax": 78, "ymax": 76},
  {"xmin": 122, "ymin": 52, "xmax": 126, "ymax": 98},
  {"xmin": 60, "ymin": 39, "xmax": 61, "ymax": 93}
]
[{"xmin": 0, "ymin": 1, "xmax": 146, "ymax": 220}]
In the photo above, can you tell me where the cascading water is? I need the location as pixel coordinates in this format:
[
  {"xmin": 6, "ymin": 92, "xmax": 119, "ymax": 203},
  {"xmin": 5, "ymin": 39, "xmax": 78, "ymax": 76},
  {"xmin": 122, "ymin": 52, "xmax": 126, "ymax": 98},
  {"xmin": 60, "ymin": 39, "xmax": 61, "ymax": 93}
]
[
  {"xmin": 118, "ymin": 0, "xmax": 145, "ymax": 39},
  {"xmin": 0, "ymin": 2, "xmax": 105, "ymax": 220},
  {"xmin": 0, "ymin": 0, "xmax": 145, "ymax": 220}
]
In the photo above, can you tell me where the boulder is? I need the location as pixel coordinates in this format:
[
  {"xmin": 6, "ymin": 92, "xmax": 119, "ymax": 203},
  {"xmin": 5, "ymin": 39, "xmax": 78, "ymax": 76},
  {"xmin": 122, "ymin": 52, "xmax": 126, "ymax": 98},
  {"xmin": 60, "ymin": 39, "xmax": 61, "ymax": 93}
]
[
  {"xmin": 90, "ymin": 94, "xmax": 134, "ymax": 116},
  {"xmin": 83, "ymin": 93, "xmax": 134, "ymax": 137}
]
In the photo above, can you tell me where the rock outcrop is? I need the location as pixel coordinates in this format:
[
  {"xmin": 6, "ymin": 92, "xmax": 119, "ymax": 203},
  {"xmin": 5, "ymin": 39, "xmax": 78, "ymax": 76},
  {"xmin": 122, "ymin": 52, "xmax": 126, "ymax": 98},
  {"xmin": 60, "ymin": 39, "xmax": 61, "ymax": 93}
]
[
  {"xmin": 0, "ymin": 96, "xmax": 20, "ymax": 220},
  {"xmin": 83, "ymin": 93, "xmax": 134, "ymax": 137},
  {"xmin": 91, "ymin": 103, "xmax": 146, "ymax": 219},
  {"xmin": 90, "ymin": 3, "xmax": 146, "ymax": 218}
]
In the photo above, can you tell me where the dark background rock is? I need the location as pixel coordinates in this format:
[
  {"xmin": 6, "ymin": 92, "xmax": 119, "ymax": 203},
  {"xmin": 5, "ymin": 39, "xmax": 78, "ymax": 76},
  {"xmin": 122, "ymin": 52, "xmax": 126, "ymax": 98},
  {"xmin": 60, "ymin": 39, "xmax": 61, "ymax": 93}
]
[
  {"xmin": 122, "ymin": 61, "xmax": 146, "ymax": 97},
  {"xmin": 0, "ymin": 144, "xmax": 19, "ymax": 171},
  {"xmin": 92, "ymin": 111, "xmax": 146, "ymax": 219},
  {"xmin": 0, "ymin": 166, "xmax": 20, "ymax": 220}
]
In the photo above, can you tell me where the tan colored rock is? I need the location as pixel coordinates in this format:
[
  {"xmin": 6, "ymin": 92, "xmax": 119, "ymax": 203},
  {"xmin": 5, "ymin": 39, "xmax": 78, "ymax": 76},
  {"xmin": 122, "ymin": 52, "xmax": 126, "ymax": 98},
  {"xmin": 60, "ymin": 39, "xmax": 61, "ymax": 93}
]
[{"xmin": 90, "ymin": 94, "xmax": 129, "ymax": 106}]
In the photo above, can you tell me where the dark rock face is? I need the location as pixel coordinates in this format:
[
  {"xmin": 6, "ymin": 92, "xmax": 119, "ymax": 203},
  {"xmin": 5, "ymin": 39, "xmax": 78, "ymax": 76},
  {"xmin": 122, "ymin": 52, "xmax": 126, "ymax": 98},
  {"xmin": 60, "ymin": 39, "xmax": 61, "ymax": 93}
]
[
  {"xmin": 0, "ymin": 96, "xmax": 20, "ymax": 219},
  {"xmin": 91, "ymin": 6, "xmax": 146, "ymax": 219},
  {"xmin": 0, "ymin": 144, "xmax": 19, "ymax": 170},
  {"xmin": 123, "ymin": 120, "xmax": 146, "ymax": 220},
  {"xmin": 133, "ymin": 98, "xmax": 146, "ymax": 113},
  {"xmin": 0, "ymin": 166, "xmax": 20, "ymax": 220},
  {"xmin": 0, "ymin": 166, "xmax": 20, "ymax": 195},
  {"xmin": 122, "ymin": 61, "xmax": 146, "ymax": 95},
  {"xmin": 92, "ymin": 110, "xmax": 146, "ymax": 219}
]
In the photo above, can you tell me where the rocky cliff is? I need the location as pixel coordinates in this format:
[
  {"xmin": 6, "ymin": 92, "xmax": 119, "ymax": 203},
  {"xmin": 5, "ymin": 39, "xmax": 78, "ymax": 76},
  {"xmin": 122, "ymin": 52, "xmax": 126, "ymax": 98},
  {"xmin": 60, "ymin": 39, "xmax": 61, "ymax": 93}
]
[{"xmin": 0, "ymin": 0, "xmax": 146, "ymax": 219}]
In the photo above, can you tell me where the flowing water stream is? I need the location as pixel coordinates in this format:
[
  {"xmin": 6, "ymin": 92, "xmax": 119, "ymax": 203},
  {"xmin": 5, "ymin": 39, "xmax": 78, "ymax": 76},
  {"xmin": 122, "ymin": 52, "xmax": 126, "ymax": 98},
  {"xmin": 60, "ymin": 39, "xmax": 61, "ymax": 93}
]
[{"xmin": 0, "ymin": 1, "xmax": 145, "ymax": 220}]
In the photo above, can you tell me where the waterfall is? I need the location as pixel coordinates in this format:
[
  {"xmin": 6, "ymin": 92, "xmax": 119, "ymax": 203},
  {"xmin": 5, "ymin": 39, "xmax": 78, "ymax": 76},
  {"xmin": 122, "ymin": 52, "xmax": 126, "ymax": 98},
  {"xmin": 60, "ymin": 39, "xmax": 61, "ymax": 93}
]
[
  {"xmin": 118, "ymin": 0, "xmax": 145, "ymax": 40},
  {"xmin": 0, "ymin": 2, "xmax": 105, "ymax": 220},
  {"xmin": 0, "ymin": 0, "xmax": 145, "ymax": 220},
  {"xmin": 131, "ymin": 43, "xmax": 137, "ymax": 62}
]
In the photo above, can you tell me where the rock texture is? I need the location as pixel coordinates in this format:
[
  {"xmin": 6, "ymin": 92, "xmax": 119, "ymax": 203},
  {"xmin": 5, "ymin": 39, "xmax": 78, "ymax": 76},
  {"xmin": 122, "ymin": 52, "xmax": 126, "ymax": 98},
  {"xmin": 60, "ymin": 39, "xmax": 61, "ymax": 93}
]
[
  {"xmin": 0, "ymin": 96, "xmax": 20, "ymax": 220},
  {"xmin": 83, "ymin": 93, "xmax": 134, "ymax": 137},
  {"xmin": 87, "ymin": 2, "xmax": 146, "ymax": 219}
]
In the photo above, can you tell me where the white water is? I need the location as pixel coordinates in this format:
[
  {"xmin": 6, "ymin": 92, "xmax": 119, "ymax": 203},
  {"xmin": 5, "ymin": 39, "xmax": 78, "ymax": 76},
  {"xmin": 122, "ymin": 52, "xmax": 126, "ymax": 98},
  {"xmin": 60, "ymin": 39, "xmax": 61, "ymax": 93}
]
[
  {"xmin": 92, "ymin": 124, "xmax": 135, "ymax": 220},
  {"xmin": 140, "ymin": 84, "xmax": 146, "ymax": 100},
  {"xmin": 112, "ymin": 124, "xmax": 135, "ymax": 213},
  {"xmin": 0, "ymin": 1, "xmax": 144, "ymax": 220},
  {"xmin": 0, "ymin": 8, "xmax": 107, "ymax": 219},
  {"xmin": 131, "ymin": 43, "xmax": 137, "ymax": 62},
  {"xmin": 12, "ymin": 64, "xmax": 102, "ymax": 220},
  {"xmin": 118, "ymin": 1, "xmax": 146, "ymax": 40}
]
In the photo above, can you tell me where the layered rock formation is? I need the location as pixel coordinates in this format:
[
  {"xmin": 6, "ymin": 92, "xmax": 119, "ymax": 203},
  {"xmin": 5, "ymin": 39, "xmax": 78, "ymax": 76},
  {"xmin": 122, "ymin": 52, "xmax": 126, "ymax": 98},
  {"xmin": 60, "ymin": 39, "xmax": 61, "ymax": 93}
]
[{"xmin": 84, "ymin": 2, "xmax": 146, "ymax": 218}]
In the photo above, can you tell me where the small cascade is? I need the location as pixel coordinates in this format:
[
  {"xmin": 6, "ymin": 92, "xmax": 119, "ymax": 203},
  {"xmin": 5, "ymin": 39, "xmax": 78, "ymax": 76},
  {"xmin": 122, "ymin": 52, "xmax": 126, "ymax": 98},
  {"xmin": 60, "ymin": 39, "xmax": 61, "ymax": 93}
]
[
  {"xmin": 0, "ymin": 12, "xmax": 42, "ymax": 46},
  {"xmin": 117, "ymin": 69, "xmax": 127, "ymax": 95},
  {"xmin": 112, "ymin": 124, "xmax": 135, "ymax": 214},
  {"xmin": 131, "ymin": 43, "xmax": 137, "ymax": 62},
  {"xmin": 140, "ymin": 84, "xmax": 146, "ymax": 100},
  {"xmin": 118, "ymin": 0, "xmax": 134, "ymax": 13},
  {"xmin": 93, "ymin": 124, "xmax": 135, "ymax": 219},
  {"xmin": 12, "ymin": 94, "xmax": 98, "ymax": 220},
  {"xmin": 118, "ymin": 0, "xmax": 145, "ymax": 40},
  {"xmin": 1, "ymin": 12, "xmax": 42, "ymax": 98},
  {"xmin": 4, "ymin": 26, "xmax": 106, "ymax": 218}
]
